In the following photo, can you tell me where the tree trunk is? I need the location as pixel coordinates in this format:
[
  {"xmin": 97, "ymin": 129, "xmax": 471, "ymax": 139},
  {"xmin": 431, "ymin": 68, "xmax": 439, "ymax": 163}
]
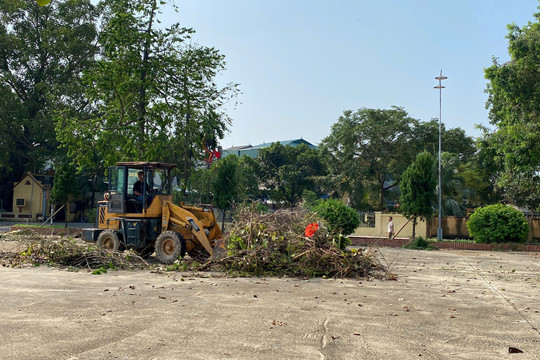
[
  {"xmin": 183, "ymin": 110, "xmax": 190, "ymax": 196},
  {"xmin": 64, "ymin": 202, "xmax": 68, "ymax": 229},
  {"xmin": 412, "ymin": 216, "xmax": 417, "ymax": 240},
  {"xmin": 379, "ymin": 182, "xmax": 385, "ymax": 211},
  {"xmin": 137, "ymin": 0, "xmax": 157, "ymax": 158}
]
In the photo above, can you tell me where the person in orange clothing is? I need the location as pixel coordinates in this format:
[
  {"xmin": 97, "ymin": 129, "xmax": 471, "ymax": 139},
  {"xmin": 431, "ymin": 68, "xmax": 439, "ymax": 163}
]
[{"xmin": 305, "ymin": 222, "xmax": 319, "ymax": 237}]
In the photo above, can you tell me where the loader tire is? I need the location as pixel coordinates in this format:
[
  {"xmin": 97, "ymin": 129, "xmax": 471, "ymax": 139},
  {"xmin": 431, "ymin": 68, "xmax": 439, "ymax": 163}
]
[
  {"xmin": 155, "ymin": 231, "xmax": 186, "ymax": 264},
  {"xmin": 188, "ymin": 248, "xmax": 210, "ymax": 262},
  {"xmin": 97, "ymin": 230, "xmax": 121, "ymax": 253}
]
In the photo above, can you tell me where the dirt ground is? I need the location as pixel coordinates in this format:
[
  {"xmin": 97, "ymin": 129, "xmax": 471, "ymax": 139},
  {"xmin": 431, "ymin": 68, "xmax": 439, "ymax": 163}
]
[{"xmin": 0, "ymin": 238, "xmax": 539, "ymax": 359}]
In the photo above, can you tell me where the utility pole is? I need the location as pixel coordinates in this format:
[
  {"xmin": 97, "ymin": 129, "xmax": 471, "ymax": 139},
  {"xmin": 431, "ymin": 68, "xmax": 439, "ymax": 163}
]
[{"xmin": 434, "ymin": 70, "xmax": 447, "ymax": 241}]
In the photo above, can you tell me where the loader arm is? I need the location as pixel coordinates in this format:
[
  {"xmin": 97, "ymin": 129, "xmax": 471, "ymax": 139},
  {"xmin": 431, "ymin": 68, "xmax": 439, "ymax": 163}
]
[{"xmin": 162, "ymin": 202, "xmax": 214, "ymax": 256}]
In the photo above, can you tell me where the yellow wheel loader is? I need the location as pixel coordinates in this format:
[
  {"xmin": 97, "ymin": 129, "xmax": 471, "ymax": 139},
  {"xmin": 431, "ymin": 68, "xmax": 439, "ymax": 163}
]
[{"xmin": 82, "ymin": 162, "xmax": 225, "ymax": 264}]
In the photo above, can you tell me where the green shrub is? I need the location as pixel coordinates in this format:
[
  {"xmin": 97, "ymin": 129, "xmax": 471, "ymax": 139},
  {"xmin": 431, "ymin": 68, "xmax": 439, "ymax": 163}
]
[
  {"xmin": 467, "ymin": 204, "xmax": 529, "ymax": 244},
  {"xmin": 404, "ymin": 237, "xmax": 437, "ymax": 250},
  {"xmin": 313, "ymin": 199, "xmax": 360, "ymax": 249},
  {"xmin": 86, "ymin": 208, "xmax": 97, "ymax": 225},
  {"xmin": 255, "ymin": 203, "xmax": 268, "ymax": 214}
]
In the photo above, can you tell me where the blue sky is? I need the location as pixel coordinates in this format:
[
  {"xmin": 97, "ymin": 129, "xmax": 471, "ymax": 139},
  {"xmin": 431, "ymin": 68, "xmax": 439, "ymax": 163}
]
[{"xmin": 161, "ymin": 0, "xmax": 539, "ymax": 148}]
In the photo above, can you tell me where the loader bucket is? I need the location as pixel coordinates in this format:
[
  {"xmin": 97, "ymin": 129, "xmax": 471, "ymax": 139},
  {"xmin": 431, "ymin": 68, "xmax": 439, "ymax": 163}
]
[
  {"xmin": 212, "ymin": 238, "xmax": 227, "ymax": 259},
  {"xmin": 163, "ymin": 201, "xmax": 214, "ymax": 256}
]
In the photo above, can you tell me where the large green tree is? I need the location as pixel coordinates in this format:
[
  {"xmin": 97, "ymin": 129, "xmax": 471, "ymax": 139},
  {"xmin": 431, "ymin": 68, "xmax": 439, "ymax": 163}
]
[
  {"xmin": 399, "ymin": 152, "xmax": 436, "ymax": 239},
  {"xmin": 412, "ymin": 119, "xmax": 476, "ymax": 162},
  {"xmin": 0, "ymin": 0, "xmax": 98, "ymax": 210},
  {"xmin": 256, "ymin": 143, "xmax": 326, "ymax": 206},
  {"xmin": 165, "ymin": 45, "xmax": 239, "ymax": 193},
  {"xmin": 484, "ymin": 10, "xmax": 540, "ymax": 210},
  {"xmin": 459, "ymin": 128, "xmax": 502, "ymax": 207},
  {"xmin": 56, "ymin": 0, "xmax": 238, "ymax": 191},
  {"xmin": 320, "ymin": 107, "xmax": 477, "ymax": 211},
  {"xmin": 320, "ymin": 107, "xmax": 417, "ymax": 210}
]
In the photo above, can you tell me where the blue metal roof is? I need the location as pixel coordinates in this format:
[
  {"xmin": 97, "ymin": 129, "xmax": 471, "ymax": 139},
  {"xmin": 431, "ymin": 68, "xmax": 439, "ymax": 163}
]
[
  {"xmin": 251, "ymin": 138, "xmax": 316, "ymax": 149},
  {"xmin": 222, "ymin": 138, "xmax": 317, "ymax": 158}
]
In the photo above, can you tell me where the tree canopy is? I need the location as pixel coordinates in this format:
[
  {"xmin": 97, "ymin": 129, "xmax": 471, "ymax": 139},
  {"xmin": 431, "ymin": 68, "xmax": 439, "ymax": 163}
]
[
  {"xmin": 54, "ymin": 0, "xmax": 238, "ymax": 190},
  {"xmin": 320, "ymin": 107, "xmax": 418, "ymax": 210},
  {"xmin": 413, "ymin": 119, "xmax": 476, "ymax": 162},
  {"xmin": 0, "ymin": 0, "xmax": 98, "ymax": 210},
  {"xmin": 256, "ymin": 143, "xmax": 326, "ymax": 206},
  {"xmin": 484, "ymin": 10, "xmax": 540, "ymax": 210},
  {"xmin": 0, "ymin": 0, "xmax": 239, "ymax": 213},
  {"xmin": 320, "ymin": 107, "xmax": 477, "ymax": 211}
]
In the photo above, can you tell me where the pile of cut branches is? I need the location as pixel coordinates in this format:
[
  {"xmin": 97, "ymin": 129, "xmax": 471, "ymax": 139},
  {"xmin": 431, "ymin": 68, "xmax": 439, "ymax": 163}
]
[
  {"xmin": 206, "ymin": 206, "xmax": 381, "ymax": 278},
  {"xmin": 1, "ymin": 234, "xmax": 149, "ymax": 271}
]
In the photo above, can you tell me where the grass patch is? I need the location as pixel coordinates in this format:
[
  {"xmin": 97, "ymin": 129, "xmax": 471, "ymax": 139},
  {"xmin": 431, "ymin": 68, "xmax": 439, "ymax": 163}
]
[
  {"xmin": 92, "ymin": 262, "xmax": 118, "ymax": 275},
  {"xmin": 13, "ymin": 224, "xmax": 65, "ymax": 229},
  {"xmin": 421, "ymin": 237, "xmax": 473, "ymax": 243},
  {"xmin": 437, "ymin": 238, "xmax": 473, "ymax": 243}
]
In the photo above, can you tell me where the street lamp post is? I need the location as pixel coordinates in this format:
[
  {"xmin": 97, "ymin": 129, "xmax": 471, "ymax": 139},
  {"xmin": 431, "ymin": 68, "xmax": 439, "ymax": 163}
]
[{"xmin": 434, "ymin": 70, "xmax": 447, "ymax": 241}]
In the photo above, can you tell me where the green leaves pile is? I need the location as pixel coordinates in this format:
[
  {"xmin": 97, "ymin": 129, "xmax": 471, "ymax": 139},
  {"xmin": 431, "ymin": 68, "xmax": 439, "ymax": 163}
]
[
  {"xmin": 2, "ymin": 235, "xmax": 148, "ymax": 270},
  {"xmin": 213, "ymin": 206, "xmax": 378, "ymax": 278}
]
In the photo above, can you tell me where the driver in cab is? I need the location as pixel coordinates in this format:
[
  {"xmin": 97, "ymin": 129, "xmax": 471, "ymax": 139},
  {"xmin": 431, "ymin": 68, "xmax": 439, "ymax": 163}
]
[{"xmin": 133, "ymin": 171, "xmax": 152, "ymax": 205}]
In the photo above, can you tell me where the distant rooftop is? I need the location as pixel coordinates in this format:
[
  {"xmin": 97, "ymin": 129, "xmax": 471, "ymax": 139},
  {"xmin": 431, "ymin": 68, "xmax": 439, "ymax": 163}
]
[
  {"xmin": 250, "ymin": 138, "xmax": 316, "ymax": 149},
  {"xmin": 225, "ymin": 145, "xmax": 253, "ymax": 150},
  {"xmin": 222, "ymin": 138, "xmax": 316, "ymax": 158}
]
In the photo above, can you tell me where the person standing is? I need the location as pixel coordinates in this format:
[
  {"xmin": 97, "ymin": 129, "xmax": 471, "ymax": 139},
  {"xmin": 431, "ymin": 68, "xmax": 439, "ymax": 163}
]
[{"xmin": 387, "ymin": 216, "xmax": 395, "ymax": 239}]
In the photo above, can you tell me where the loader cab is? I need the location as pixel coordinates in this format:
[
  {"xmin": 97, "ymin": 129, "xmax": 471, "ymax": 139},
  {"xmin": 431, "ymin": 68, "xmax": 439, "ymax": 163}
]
[{"xmin": 107, "ymin": 162, "xmax": 176, "ymax": 214}]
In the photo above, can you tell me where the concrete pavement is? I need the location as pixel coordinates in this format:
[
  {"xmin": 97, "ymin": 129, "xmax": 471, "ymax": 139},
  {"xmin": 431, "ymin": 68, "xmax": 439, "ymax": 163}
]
[{"xmin": 0, "ymin": 247, "xmax": 539, "ymax": 359}]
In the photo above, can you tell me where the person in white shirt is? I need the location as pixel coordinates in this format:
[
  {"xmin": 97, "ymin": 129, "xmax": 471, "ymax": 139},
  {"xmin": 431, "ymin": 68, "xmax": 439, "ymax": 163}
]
[{"xmin": 387, "ymin": 216, "xmax": 394, "ymax": 239}]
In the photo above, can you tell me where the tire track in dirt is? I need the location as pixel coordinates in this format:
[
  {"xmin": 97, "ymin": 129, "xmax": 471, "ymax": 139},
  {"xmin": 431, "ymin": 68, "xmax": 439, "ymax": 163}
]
[
  {"xmin": 63, "ymin": 325, "xmax": 151, "ymax": 359},
  {"xmin": 317, "ymin": 317, "xmax": 329, "ymax": 359}
]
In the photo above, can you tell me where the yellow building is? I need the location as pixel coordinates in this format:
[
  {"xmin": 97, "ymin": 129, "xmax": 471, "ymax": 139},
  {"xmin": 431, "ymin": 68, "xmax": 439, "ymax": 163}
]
[
  {"xmin": 353, "ymin": 212, "xmax": 430, "ymax": 238},
  {"xmin": 1, "ymin": 172, "xmax": 55, "ymax": 222}
]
